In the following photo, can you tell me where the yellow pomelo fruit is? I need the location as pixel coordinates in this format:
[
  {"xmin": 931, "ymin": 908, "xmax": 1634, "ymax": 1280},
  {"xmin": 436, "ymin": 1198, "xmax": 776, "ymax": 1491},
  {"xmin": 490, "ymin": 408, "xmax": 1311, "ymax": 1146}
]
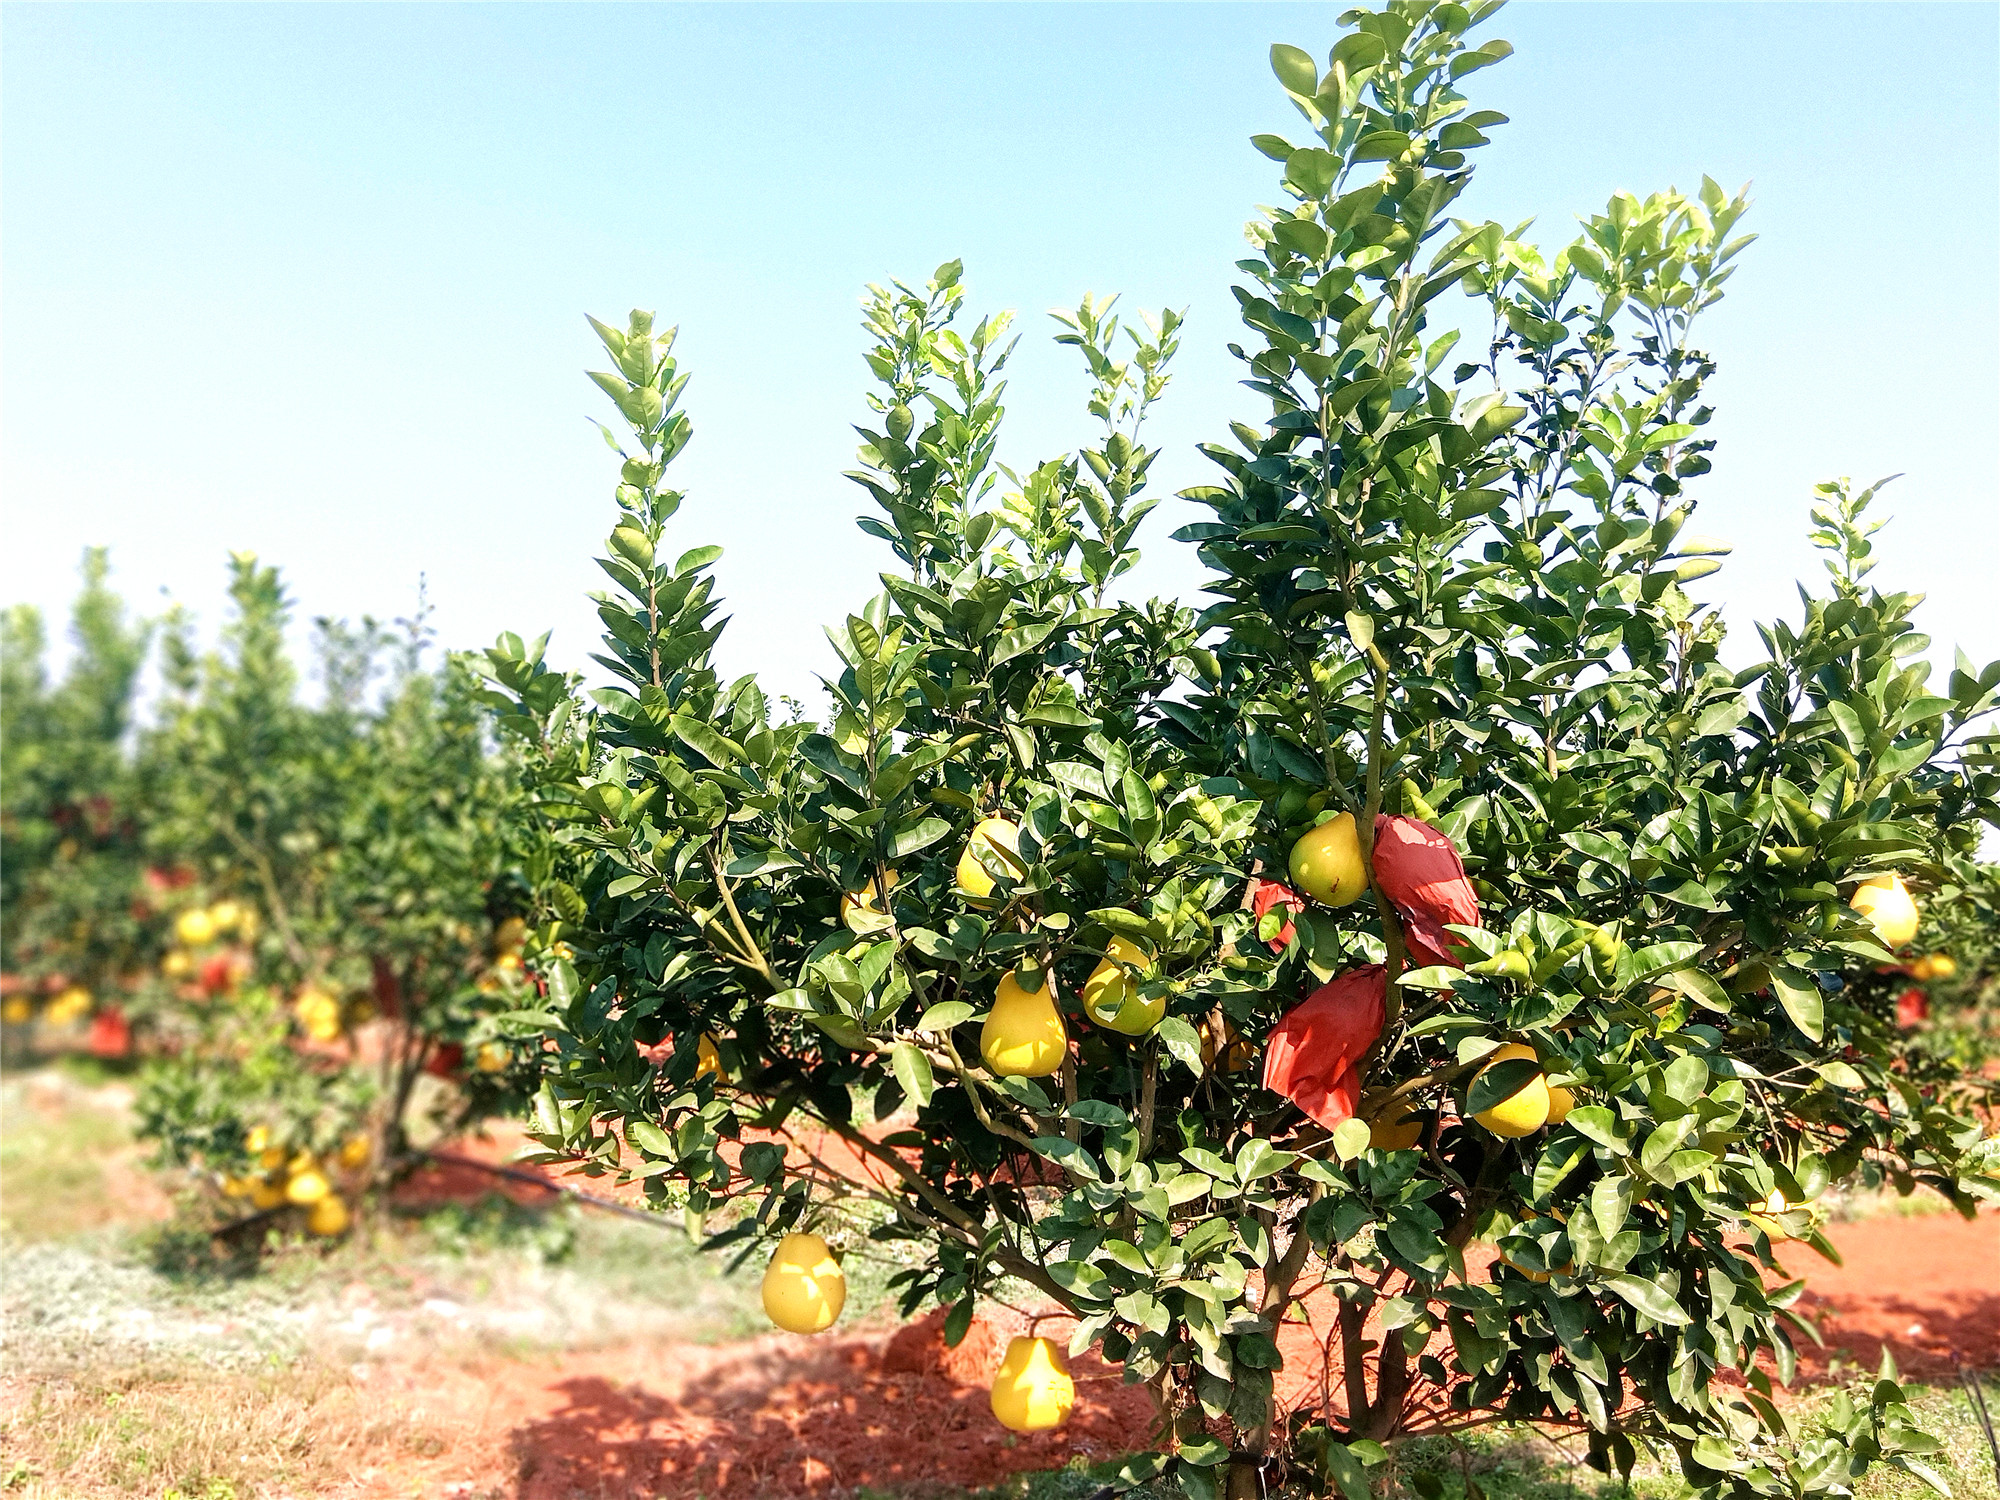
[
  {"xmin": 337, "ymin": 1135, "xmax": 372, "ymax": 1170},
  {"xmin": 981, "ymin": 972, "xmax": 1068, "ymax": 1078},
  {"xmin": 285, "ymin": 1168, "xmax": 331, "ymax": 1205},
  {"xmin": 1746, "ymin": 1189, "xmax": 1797, "ymax": 1241},
  {"xmin": 207, "ymin": 900, "xmax": 243, "ymax": 933},
  {"xmin": 1288, "ymin": 813, "xmax": 1367, "ymax": 908},
  {"xmin": 307, "ymin": 1195, "xmax": 350, "ymax": 1237},
  {"xmin": 296, "ymin": 987, "xmax": 343, "ymax": 1042},
  {"xmin": 696, "ymin": 1033, "xmax": 724, "ymax": 1080},
  {"xmin": 1544, "ymin": 1084, "xmax": 1576, "ymax": 1125},
  {"xmin": 761, "ymin": 1232, "xmax": 846, "ymax": 1334},
  {"xmin": 161, "ymin": 950, "xmax": 193, "ymax": 978},
  {"xmin": 1081, "ymin": 936, "xmax": 1162, "ymax": 1036},
  {"xmin": 956, "ymin": 816, "xmax": 1024, "ymax": 899},
  {"xmin": 1199, "ymin": 1017, "xmax": 1255, "ymax": 1075},
  {"xmin": 1472, "ymin": 1043, "xmax": 1550, "ymax": 1138},
  {"xmin": 250, "ymin": 1177, "xmax": 288, "ymax": 1211},
  {"xmin": 1849, "ymin": 873, "xmax": 1919, "ymax": 949},
  {"xmin": 841, "ymin": 870, "xmax": 901, "ymax": 933},
  {"xmin": 1370, "ymin": 1110, "xmax": 1425, "ymax": 1152},
  {"xmin": 494, "ymin": 916, "xmax": 528, "ymax": 955},
  {"xmin": 2, "ymin": 997, "xmax": 30, "ymax": 1025},
  {"xmin": 990, "ymin": 1336, "xmax": 1075, "ymax": 1433},
  {"xmin": 175, "ymin": 908, "xmax": 216, "ymax": 947},
  {"xmin": 474, "ymin": 1041, "xmax": 509, "ymax": 1073}
]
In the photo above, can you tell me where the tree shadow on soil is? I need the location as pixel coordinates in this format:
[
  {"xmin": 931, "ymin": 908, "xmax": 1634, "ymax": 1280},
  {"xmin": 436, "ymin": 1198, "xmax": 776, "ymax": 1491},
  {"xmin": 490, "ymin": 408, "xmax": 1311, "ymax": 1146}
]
[
  {"xmin": 1791, "ymin": 1288, "xmax": 2000, "ymax": 1382},
  {"xmin": 503, "ymin": 1328, "xmax": 1155, "ymax": 1500}
]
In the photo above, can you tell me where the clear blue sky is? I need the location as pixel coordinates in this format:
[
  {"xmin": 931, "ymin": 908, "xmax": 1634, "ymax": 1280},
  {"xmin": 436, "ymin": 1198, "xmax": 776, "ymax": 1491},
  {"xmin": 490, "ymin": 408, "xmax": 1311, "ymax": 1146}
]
[{"xmin": 5, "ymin": 3, "xmax": 1996, "ymax": 707}]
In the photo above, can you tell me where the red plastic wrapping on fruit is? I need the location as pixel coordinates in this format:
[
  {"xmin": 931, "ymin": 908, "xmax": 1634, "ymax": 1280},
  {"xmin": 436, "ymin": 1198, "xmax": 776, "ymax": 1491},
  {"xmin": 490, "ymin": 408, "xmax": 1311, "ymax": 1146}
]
[
  {"xmin": 426, "ymin": 1042, "xmax": 465, "ymax": 1078},
  {"xmin": 1262, "ymin": 966, "xmax": 1387, "ymax": 1129},
  {"xmin": 1372, "ymin": 815, "xmax": 1481, "ymax": 969},
  {"xmin": 1251, "ymin": 878, "xmax": 1305, "ymax": 953},
  {"xmin": 1896, "ymin": 987, "xmax": 1928, "ymax": 1029},
  {"xmin": 87, "ymin": 1006, "xmax": 131, "ymax": 1058},
  {"xmin": 198, "ymin": 952, "xmax": 240, "ymax": 998}
]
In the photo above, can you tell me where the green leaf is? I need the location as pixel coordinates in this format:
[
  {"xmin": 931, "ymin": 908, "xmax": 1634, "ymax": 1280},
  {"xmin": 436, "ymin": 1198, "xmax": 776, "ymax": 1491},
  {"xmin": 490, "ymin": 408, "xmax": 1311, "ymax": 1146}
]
[
  {"xmin": 1090, "ymin": 907, "xmax": 1164, "ymax": 941},
  {"xmin": 1322, "ymin": 1439, "xmax": 1373, "ymax": 1500},
  {"xmin": 1333, "ymin": 1117, "xmax": 1372, "ymax": 1161},
  {"xmin": 1270, "ymin": 43, "xmax": 1318, "ymax": 96},
  {"xmin": 724, "ymin": 850, "xmax": 801, "ymax": 878},
  {"xmin": 1602, "ymin": 1273, "xmax": 1692, "ymax": 1325},
  {"xmin": 1629, "ymin": 941, "xmax": 1702, "ymax": 980},
  {"xmin": 1156, "ymin": 1016, "xmax": 1203, "ymax": 1074},
  {"xmin": 1022, "ymin": 703, "xmax": 1098, "ymax": 730},
  {"xmin": 890, "ymin": 817, "xmax": 952, "ymax": 858},
  {"xmin": 1770, "ymin": 965, "xmax": 1825, "ymax": 1042},
  {"xmin": 1031, "ymin": 1136, "xmax": 1101, "ymax": 1181},
  {"xmin": 627, "ymin": 1119, "xmax": 675, "ymax": 1158},
  {"xmin": 891, "ymin": 1042, "xmax": 935, "ymax": 1107},
  {"xmin": 1591, "ymin": 1173, "xmax": 1632, "ymax": 1240},
  {"xmin": 915, "ymin": 1000, "xmax": 975, "ymax": 1033},
  {"xmin": 670, "ymin": 714, "xmax": 743, "ymax": 770},
  {"xmin": 991, "ymin": 621, "xmax": 1058, "ymax": 667},
  {"xmin": 674, "ymin": 544, "xmax": 723, "ymax": 577},
  {"xmin": 1657, "ymin": 968, "xmax": 1731, "ymax": 1013},
  {"xmin": 1565, "ymin": 1107, "xmax": 1629, "ymax": 1154}
]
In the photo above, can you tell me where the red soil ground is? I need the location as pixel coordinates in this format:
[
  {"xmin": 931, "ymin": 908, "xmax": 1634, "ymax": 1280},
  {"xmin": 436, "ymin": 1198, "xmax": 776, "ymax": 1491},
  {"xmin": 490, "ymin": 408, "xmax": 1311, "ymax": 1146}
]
[{"xmin": 371, "ymin": 1130, "xmax": 1999, "ymax": 1500}]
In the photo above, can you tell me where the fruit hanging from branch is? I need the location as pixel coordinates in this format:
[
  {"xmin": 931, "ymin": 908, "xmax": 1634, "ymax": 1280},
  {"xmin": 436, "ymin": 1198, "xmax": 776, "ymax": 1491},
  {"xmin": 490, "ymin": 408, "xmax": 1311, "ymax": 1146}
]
[{"xmin": 762, "ymin": 1232, "xmax": 846, "ymax": 1335}]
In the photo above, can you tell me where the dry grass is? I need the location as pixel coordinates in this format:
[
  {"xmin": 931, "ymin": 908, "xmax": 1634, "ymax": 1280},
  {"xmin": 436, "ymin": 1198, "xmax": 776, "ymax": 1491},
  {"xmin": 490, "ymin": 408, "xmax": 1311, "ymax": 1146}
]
[{"xmin": 0, "ymin": 1364, "xmax": 416, "ymax": 1499}]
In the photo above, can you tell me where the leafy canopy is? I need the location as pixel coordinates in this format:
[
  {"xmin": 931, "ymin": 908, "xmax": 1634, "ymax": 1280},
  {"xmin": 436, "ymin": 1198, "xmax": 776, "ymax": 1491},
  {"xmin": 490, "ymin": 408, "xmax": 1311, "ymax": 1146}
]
[{"xmin": 485, "ymin": 4, "xmax": 2000, "ymax": 1497}]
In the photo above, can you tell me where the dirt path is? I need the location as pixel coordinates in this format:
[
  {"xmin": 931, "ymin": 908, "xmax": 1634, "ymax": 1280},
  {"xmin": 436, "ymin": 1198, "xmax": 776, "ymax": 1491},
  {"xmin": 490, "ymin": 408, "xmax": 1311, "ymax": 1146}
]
[
  {"xmin": 346, "ymin": 1208, "xmax": 1997, "ymax": 1500},
  {"xmin": 1774, "ymin": 1210, "xmax": 2000, "ymax": 1380}
]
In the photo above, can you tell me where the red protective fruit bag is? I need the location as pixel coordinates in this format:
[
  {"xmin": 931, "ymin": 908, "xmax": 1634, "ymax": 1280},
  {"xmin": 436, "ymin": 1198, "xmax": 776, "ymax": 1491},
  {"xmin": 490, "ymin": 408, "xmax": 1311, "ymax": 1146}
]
[
  {"xmin": 1262, "ymin": 966, "xmax": 1387, "ymax": 1129},
  {"xmin": 198, "ymin": 953, "xmax": 237, "ymax": 997},
  {"xmin": 425, "ymin": 1042, "xmax": 465, "ymax": 1078},
  {"xmin": 1896, "ymin": 988, "xmax": 1929, "ymax": 1029},
  {"xmin": 88, "ymin": 1007, "xmax": 131, "ymax": 1059},
  {"xmin": 1251, "ymin": 878, "xmax": 1305, "ymax": 953},
  {"xmin": 1372, "ymin": 815, "xmax": 1481, "ymax": 969}
]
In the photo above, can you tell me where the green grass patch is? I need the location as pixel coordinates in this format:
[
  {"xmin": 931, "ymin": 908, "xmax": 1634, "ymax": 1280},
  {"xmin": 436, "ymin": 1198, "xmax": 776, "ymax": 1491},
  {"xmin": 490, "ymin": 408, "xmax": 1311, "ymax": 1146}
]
[{"xmin": 0, "ymin": 1075, "xmax": 140, "ymax": 1242}]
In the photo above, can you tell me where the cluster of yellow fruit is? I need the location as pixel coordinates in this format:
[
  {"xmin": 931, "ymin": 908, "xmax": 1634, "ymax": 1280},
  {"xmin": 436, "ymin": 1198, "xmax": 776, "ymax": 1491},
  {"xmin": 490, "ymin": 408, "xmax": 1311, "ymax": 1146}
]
[
  {"xmin": 1909, "ymin": 952, "xmax": 1956, "ymax": 982},
  {"xmin": 949, "ymin": 815, "xmax": 1163, "ymax": 1077},
  {"xmin": 220, "ymin": 1126, "xmax": 366, "ymax": 1235},
  {"xmin": 172, "ymin": 899, "xmax": 257, "ymax": 951},
  {"xmin": 475, "ymin": 916, "xmax": 532, "ymax": 996},
  {"xmin": 760, "ymin": 1230, "xmax": 1076, "ymax": 1431},
  {"xmin": 41, "ymin": 985, "xmax": 94, "ymax": 1027},
  {"xmin": 831, "ymin": 817, "xmax": 1111, "ymax": 1081},
  {"xmin": 293, "ymin": 985, "xmax": 345, "ymax": 1042},
  {"xmin": 0, "ymin": 995, "xmax": 32, "ymax": 1025}
]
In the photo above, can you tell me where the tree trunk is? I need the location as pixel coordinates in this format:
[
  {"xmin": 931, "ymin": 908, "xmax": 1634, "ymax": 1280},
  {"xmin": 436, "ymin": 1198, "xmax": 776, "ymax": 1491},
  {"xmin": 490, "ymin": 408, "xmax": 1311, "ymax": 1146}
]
[{"xmin": 1226, "ymin": 1454, "xmax": 1265, "ymax": 1500}]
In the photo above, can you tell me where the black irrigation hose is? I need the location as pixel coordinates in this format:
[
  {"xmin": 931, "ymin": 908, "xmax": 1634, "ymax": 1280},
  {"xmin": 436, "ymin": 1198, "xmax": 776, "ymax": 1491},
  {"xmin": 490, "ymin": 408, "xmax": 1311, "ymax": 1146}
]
[
  {"xmin": 415, "ymin": 1149, "xmax": 676, "ymax": 1230},
  {"xmin": 1963, "ymin": 1365, "xmax": 2000, "ymax": 1489}
]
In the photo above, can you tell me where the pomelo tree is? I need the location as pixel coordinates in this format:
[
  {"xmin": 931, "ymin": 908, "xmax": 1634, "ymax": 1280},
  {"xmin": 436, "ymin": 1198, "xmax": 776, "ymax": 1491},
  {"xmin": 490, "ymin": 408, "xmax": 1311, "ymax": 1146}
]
[
  {"xmin": 485, "ymin": 3, "xmax": 2000, "ymax": 1494},
  {"xmin": 0, "ymin": 551, "xmax": 543, "ymax": 1236},
  {"xmin": 0, "ymin": 549, "xmax": 153, "ymax": 1045}
]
